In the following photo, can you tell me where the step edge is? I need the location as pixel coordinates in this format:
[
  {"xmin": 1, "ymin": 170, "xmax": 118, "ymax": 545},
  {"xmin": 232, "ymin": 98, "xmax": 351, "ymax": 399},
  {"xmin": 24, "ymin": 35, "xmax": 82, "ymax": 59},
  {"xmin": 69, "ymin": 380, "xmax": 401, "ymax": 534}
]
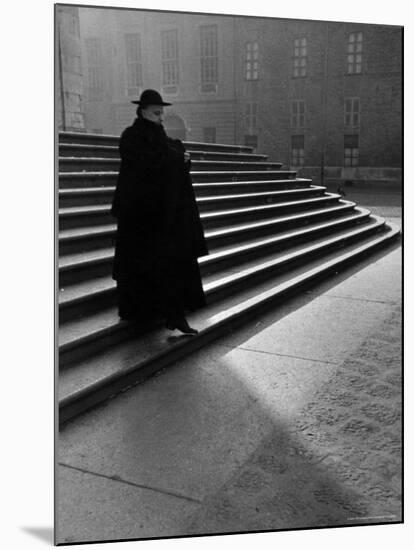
[
  {"xmin": 59, "ymin": 210, "xmax": 370, "ymax": 310},
  {"xmin": 59, "ymin": 224, "xmax": 400, "ymax": 412},
  {"xmin": 58, "ymin": 215, "xmax": 385, "ymax": 351},
  {"xmin": 58, "ymin": 193, "xmax": 343, "ymax": 218},
  {"xmin": 59, "ymin": 202, "xmax": 357, "ymax": 252},
  {"xmin": 59, "ymin": 209, "xmax": 372, "ymax": 307},
  {"xmin": 58, "ymin": 203, "xmax": 354, "ymax": 245}
]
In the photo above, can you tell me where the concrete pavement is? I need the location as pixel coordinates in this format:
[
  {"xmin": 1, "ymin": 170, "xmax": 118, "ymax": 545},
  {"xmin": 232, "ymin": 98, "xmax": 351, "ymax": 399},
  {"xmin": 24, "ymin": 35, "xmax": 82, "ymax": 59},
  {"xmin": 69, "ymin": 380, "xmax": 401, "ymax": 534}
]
[{"xmin": 57, "ymin": 235, "xmax": 402, "ymax": 544}]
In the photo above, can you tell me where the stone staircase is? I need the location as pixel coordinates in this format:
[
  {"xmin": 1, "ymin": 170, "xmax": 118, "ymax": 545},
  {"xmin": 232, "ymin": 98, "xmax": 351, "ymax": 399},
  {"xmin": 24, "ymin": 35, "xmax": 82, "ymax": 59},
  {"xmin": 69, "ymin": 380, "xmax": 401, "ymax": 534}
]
[{"xmin": 58, "ymin": 130, "xmax": 400, "ymax": 424}]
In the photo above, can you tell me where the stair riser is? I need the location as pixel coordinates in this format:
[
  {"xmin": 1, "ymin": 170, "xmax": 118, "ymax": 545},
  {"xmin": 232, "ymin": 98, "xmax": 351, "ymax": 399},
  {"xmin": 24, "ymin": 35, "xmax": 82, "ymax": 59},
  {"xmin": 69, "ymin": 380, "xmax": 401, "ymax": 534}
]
[
  {"xmin": 60, "ymin": 175, "xmax": 116, "ymax": 189},
  {"xmin": 59, "ymin": 228, "xmax": 400, "ymax": 424},
  {"xmin": 60, "ymin": 262, "xmax": 113, "ymax": 288},
  {"xmin": 59, "ymin": 159, "xmax": 282, "ymax": 173},
  {"xmin": 202, "ymin": 197, "xmax": 340, "ymax": 230},
  {"xmin": 207, "ymin": 206, "xmax": 357, "ymax": 250},
  {"xmin": 59, "ymin": 290, "xmax": 118, "ymax": 324},
  {"xmin": 59, "ymin": 321, "xmax": 147, "ymax": 369},
  {"xmin": 60, "ymin": 233, "xmax": 116, "ymax": 256},
  {"xmin": 59, "ymin": 196, "xmax": 339, "ymax": 233},
  {"xmin": 202, "ymin": 216, "xmax": 372, "ymax": 277},
  {"xmin": 59, "ymin": 215, "xmax": 370, "ymax": 321},
  {"xmin": 59, "ymin": 212, "xmax": 115, "ymax": 230},
  {"xmin": 59, "ymin": 134, "xmax": 118, "ymax": 146},
  {"xmin": 205, "ymin": 223, "xmax": 386, "ymax": 304},
  {"xmin": 60, "ymin": 192, "xmax": 115, "ymax": 208},
  {"xmin": 59, "ymin": 171, "xmax": 296, "ymax": 188},
  {"xmin": 67, "ymin": 205, "xmax": 357, "ymax": 261},
  {"xmin": 59, "ymin": 134, "xmax": 254, "ymax": 154},
  {"xmin": 59, "ymin": 205, "xmax": 352, "ymax": 257},
  {"xmin": 59, "ymin": 187, "xmax": 321, "ymax": 209},
  {"xmin": 59, "ymin": 146, "xmax": 267, "ymax": 163},
  {"xmin": 194, "ymin": 181, "xmax": 309, "ymax": 196},
  {"xmin": 59, "ymin": 146, "xmax": 120, "ymax": 158},
  {"xmin": 59, "ymin": 222, "xmax": 388, "ymax": 369},
  {"xmin": 58, "ymin": 181, "xmax": 310, "ymax": 207},
  {"xmin": 183, "ymin": 143, "xmax": 253, "ymax": 154}
]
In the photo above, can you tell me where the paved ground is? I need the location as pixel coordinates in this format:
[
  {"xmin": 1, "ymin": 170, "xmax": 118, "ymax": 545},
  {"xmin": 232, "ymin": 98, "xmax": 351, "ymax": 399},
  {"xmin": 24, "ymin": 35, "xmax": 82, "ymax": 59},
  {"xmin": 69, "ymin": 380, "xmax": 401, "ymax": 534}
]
[
  {"xmin": 326, "ymin": 185, "xmax": 402, "ymax": 220},
  {"xmin": 57, "ymin": 200, "xmax": 402, "ymax": 545}
]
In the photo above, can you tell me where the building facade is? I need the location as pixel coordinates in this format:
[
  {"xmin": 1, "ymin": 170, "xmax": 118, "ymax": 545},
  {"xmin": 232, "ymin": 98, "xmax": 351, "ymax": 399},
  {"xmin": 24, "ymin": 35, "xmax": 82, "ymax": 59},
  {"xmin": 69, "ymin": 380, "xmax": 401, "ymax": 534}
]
[
  {"xmin": 78, "ymin": 9, "xmax": 238, "ymax": 144},
  {"xmin": 57, "ymin": 5, "xmax": 85, "ymax": 131},
  {"xmin": 70, "ymin": 7, "xmax": 402, "ymax": 185}
]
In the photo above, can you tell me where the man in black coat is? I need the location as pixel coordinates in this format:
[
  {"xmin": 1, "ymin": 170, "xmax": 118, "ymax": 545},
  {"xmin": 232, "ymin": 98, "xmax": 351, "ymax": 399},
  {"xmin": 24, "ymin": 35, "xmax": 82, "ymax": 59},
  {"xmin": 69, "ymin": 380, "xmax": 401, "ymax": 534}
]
[{"xmin": 111, "ymin": 89, "xmax": 208, "ymax": 334}]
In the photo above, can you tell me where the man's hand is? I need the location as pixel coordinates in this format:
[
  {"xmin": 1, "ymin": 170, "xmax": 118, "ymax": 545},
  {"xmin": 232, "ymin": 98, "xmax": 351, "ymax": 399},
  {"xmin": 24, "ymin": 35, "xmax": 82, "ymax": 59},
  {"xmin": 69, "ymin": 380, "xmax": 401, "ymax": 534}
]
[{"xmin": 184, "ymin": 152, "xmax": 191, "ymax": 163}]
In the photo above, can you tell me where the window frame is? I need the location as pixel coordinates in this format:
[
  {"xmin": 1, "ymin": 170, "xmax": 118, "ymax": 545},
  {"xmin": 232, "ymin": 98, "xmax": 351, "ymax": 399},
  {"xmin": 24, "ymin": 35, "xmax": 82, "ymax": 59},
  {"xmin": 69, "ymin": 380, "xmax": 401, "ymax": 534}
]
[
  {"xmin": 293, "ymin": 37, "xmax": 307, "ymax": 78},
  {"xmin": 124, "ymin": 33, "xmax": 143, "ymax": 97},
  {"xmin": 161, "ymin": 29, "xmax": 179, "ymax": 88},
  {"xmin": 291, "ymin": 99, "xmax": 306, "ymax": 129},
  {"xmin": 344, "ymin": 97, "xmax": 360, "ymax": 128},
  {"xmin": 291, "ymin": 134, "xmax": 305, "ymax": 166},
  {"xmin": 347, "ymin": 31, "xmax": 363, "ymax": 75},
  {"xmin": 245, "ymin": 41, "xmax": 259, "ymax": 81},
  {"xmin": 85, "ymin": 37, "xmax": 104, "ymax": 101},
  {"xmin": 245, "ymin": 102, "xmax": 258, "ymax": 131},
  {"xmin": 199, "ymin": 24, "xmax": 218, "ymax": 91},
  {"xmin": 344, "ymin": 134, "xmax": 360, "ymax": 166}
]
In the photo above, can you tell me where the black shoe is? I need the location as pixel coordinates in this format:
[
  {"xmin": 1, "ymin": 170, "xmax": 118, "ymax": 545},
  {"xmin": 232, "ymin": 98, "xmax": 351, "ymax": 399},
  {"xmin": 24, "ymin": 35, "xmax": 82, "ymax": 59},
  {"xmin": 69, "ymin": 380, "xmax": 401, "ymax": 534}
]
[{"xmin": 165, "ymin": 316, "xmax": 198, "ymax": 335}]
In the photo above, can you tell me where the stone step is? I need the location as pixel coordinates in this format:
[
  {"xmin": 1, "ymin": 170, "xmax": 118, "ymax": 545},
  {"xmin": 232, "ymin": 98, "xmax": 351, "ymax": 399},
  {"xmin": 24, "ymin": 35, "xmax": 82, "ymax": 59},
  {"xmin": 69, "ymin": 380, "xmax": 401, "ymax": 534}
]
[
  {"xmin": 59, "ymin": 143, "xmax": 120, "ymax": 158},
  {"xmin": 58, "ymin": 157, "xmax": 282, "ymax": 173},
  {"xmin": 58, "ymin": 214, "xmax": 386, "ymax": 367},
  {"xmin": 59, "ymin": 182, "xmax": 322, "ymax": 209},
  {"xmin": 59, "ymin": 178, "xmax": 313, "ymax": 207},
  {"xmin": 58, "ymin": 192, "xmax": 341, "ymax": 235},
  {"xmin": 59, "ymin": 219, "xmax": 400, "ymax": 423},
  {"xmin": 59, "ymin": 170, "xmax": 297, "ymax": 188},
  {"xmin": 59, "ymin": 201, "xmax": 356, "ymax": 257},
  {"xmin": 59, "ymin": 131, "xmax": 255, "ymax": 153},
  {"xmin": 59, "ymin": 143, "xmax": 268, "ymax": 162},
  {"xmin": 58, "ymin": 209, "xmax": 372, "ymax": 323}
]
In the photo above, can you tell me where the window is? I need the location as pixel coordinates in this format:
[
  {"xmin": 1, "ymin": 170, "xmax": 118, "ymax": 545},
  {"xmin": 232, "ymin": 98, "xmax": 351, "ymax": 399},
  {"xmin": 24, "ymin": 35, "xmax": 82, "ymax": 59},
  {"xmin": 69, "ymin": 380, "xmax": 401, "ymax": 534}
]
[
  {"xmin": 85, "ymin": 38, "xmax": 104, "ymax": 100},
  {"xmin": 293, "ymin": 37, "xmax": 307, "ymax": 77},
  {"xmin": 245, "ymin": 41, "xmax": 259, "ymax": 80},
  {"xmin": 291, "ymin": 100, "xmax": 305, "ymax": 128},
  {"xmin": 125, "ymin": 33, "xmax": 142, "ymax": 96},
  {"xmin": 203, "ymin": 127, "xmax": 216, "ymax": 143},
  {"xmin": 200, "ymin": 25, "xmax": 218, "ymax": 92},
  {"xmin": 344, "ymin": 134, "xmax": 359, "ymax": 166},
  {"xmin": 344, "ymin": 97, "xmax": 360, "ymax": 128},
  {"xmin": 244, "ymin": 135, "xmax": 258, "ymax": 150},
  {"xmin": 245, "ymin": 102, "xmax": 258, "ymax": 130},
  {"xmin": 161, "ymin": 29, "xmax": 179, "ymax": 91},
  {"xmin": 347, "ymin": 32, "xmax": 363, "ymax": 74},
  {"xmin": 291, "ymin": 135, "xmax": 305, "ymax": 166}
]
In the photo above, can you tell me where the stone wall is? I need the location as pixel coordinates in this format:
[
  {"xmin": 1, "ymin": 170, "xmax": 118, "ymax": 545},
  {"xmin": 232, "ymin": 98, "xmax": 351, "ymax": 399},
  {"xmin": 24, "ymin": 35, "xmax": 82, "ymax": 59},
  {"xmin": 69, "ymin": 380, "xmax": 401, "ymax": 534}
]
[{"xmin": 56, "ymin": 5, "xmax": 85, "ymax": 131}]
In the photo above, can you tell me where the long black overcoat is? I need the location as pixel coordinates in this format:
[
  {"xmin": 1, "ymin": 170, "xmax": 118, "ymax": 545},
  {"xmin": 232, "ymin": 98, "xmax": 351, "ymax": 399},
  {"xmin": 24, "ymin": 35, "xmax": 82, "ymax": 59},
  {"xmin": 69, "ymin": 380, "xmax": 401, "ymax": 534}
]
[{"xmin": 111, "ymin": 115, "xmax": 209, "ymax": 316}]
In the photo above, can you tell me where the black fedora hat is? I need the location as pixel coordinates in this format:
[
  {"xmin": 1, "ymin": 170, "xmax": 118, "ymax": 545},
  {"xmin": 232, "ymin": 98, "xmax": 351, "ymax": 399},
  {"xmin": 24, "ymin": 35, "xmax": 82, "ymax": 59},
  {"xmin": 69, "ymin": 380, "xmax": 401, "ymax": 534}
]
[{"xmin": 131, "ymin": 89, "xmax": 172, "ymax": 106}]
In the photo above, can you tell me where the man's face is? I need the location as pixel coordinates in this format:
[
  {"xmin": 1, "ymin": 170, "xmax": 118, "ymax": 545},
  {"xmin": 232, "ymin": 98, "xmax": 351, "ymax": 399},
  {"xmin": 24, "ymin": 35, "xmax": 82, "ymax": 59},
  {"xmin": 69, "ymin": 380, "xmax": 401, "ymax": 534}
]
[{"xmin": 141, "ymin": 105, "xmax": 164, "ymax": 125}]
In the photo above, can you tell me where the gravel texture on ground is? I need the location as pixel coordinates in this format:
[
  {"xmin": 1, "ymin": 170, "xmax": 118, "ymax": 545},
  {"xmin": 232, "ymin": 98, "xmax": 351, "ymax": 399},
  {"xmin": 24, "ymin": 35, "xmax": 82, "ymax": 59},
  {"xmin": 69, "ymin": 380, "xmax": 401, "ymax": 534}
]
[{"xmin": 187, "ymin": 302, "xmax": 402, "ymax": 534}]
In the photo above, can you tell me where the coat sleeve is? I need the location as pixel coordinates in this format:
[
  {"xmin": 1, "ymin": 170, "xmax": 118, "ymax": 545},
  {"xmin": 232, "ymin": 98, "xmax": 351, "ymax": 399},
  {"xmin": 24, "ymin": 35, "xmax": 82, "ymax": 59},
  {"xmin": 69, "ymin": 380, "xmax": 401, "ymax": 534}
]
[{"xmin": 166, "ymin": 137, "xmax": 190, "ymax": 168}]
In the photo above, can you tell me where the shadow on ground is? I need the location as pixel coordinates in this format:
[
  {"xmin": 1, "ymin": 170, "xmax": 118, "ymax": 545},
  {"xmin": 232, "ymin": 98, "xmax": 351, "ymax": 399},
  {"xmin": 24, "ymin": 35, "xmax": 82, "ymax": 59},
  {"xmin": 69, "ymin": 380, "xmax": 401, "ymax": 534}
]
[
  {"xmin": 21, "ymin": 526, "xmax": 54, "ymax": 545},
  {"xmin": 57, "ymin": 274, "xmax": 402, "ymax": 542}
]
